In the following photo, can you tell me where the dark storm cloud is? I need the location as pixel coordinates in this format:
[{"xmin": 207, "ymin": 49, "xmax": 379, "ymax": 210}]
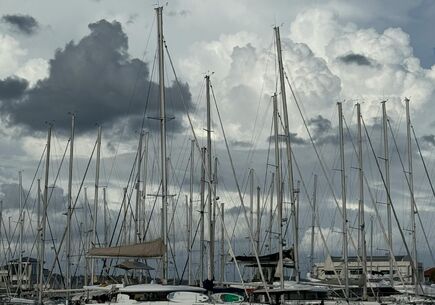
[
  {"xmin": 338, "ymin": 53, "xmax": 372, "ymax": 66},
  {"xmin": 267, "ymin": 133, "xmax": 307, "ymax": 145},
  {"xmin": 0, "ymin": 77, "xmax": 28, "ymax": 100},
  {"xmin": 1, "ymin": 14, "xmax": 39, "ymax": 35},
  {"xmin": 0, "ymin": 19, "xmax": 193, "ymax": 134},
  {"xmin": 421, "ymin": 135, "xmax": 435, "ymax": 146},
  {"xmin": 308, "ymin": 115, "xmax": 331, "ymax": 138}
]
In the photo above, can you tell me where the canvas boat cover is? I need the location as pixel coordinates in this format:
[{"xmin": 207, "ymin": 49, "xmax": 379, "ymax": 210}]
[{"xmin": 88, "ymin": 238, "xmax": 165, "ymax": 258}]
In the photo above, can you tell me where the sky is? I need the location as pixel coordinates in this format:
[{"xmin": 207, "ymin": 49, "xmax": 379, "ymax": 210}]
[{"xmin": 1, "ymin": 0, "xmax": 435, "ymax": 283}]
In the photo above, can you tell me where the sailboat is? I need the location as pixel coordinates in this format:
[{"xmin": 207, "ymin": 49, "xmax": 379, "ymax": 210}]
[{"xmin": 80, "ymin": 6, "xmax": 213, "ymax": 305}]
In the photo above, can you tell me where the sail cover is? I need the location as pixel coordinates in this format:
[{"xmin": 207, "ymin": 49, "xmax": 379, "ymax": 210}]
[{"xmin": 88, "ymin": 239, "xmax": 165, "ymax": 258}]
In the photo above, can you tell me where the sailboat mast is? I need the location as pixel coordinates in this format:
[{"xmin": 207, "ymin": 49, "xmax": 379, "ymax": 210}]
[
  {"xmin": 382, "ymin": 101, "xmax": 393, "ymax": 285},
  {"xmin": 188, "ymin": 139, "xmax": 194, "ymax": 285},
  {"xmin": 205, "ymin": 75, "xmax": 214, "ymax": 281},
  {"xmin": 357, "ymin": 103, "xmax": 368, "ymax": 299},
  {"xmin": 18, "ymin": 170, "xmax": 23, "ymax": 294},
  {"xmin": 220, "ymin": 202, "xmax": 225, "ymax": 284},
  {"xmin": 256, "ymin": 186, "xmax": 261, "ymax": 254},
  {"xmin": 155, "ymin": 6, "xmax": 168, "ymax": 281},
  {"xmin": 250, "ymin": 169, "xmax": 254, "ymax": 249},
  {"xmin": 405, "ymin": 98, "xmax": 418, "ymax": 294},
  {"xmin": 274, "ymin": 26, "xmax": 298, "ymax": 282},
  {"xmin": 91, "ymin": 126, "xmax": 101, "ymax": 285},
  {"xmin": 39, "ymin": 124, "xmax": 51, "ymax": 305},
  {"xmin": 143, "ymin": 132, "xmax": 149, "ymax": 238},
  {"xmin": 310, "ymin": 174, "xmax": 317, "ymax": 270},
  {"xmin": 338, "ymin": 102, "xmax": 349, "ymax": 298},
  {"xmin": 36, "ymin": 179, "xmax": 41, "ymax": 296},
  {"xmin": 84, "ymin": 187, "xmax": 89, "ymax": 285},
  {"xmin": 200, "ymin": 147, "xmax": 206, "ymax": 284},
  {"xmin": 272, "ymin": 93, "xmax": 284, "ymax": 290},
  {"xmin": 135, "ymin": 131, "xmax": 143, "ymax": 243},
  {"xmin": 269, "ymin": 172, "xmax": 275, "ymax": 253},
  {"xmin": 103, "ymin": 188, "xmax": 108, "ymax": 246},
  {"xmin": 66, "ymin": 113, "xmax": 75, "ymax": 303}
]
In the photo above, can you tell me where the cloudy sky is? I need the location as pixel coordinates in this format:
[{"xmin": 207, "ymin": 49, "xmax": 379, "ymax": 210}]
[{"xmin": 1, "ymin": 0, "xmax": 435, "ymax": 283}]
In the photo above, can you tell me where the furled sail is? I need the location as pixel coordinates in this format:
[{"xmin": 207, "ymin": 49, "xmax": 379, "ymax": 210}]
[{"xmin": 87, "ymin": 238, "xmax": 165, "ymax": 258}]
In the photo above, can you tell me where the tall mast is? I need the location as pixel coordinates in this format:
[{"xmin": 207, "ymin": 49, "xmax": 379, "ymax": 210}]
[
  {"xmin": 338, "ymin": 102, "xmax": 349, "ymax": 298},
  {"xmin": 250, "ymin": 169, "xmax": 254, "ymax": 249},
  {"xmin": 103, "ymin": 188, "xmax": 108, "ymax": 246},
  {"xmin": 200, "ymin": 147, "xmax": 206, "ymax": 284},
  {"xmin": 135, "ymin": 131, "xmax": 143, "ymax": 243},
  {"xmin": 66, "ymin": 113, "xmax": 75, "ymax": 303},
  {"xmin": 269, "ymin": 173, "xmax": 275, "ymax": 253},
  {"xmin": 91, "ymin": 126, "xmax": 101, "ymax": 285},
  {"xmin": 18, "ymin": 170, "xmax": 23, "ymax": 294},
  {"xmin": 294, "ymin": 181, "xmax": 300, "ymax": 281},
  {"xmin": 310, "ymin": 174, "xmax": 317, "ymax": 270},
  {"xmin": 213, "ymin": 156, "xmax": 218, "ymax": 278},
  {"xmin": 405, "ymin": 98, "xmax": 418, "ymax": 293},
  {"xmin": 274, "ymin": 26, "xmax": 298, "ymax": 282},
  {"xmin": 272, "ymin": 93, "xmax": 284, "ymax": 290},
  {"xmin": 84, "ymin": 187, "xmax": 89, "ymax": 285},
  {"xmin": 205, "ymin": 75, "xmax": 214, "ymax": 281},
  {"xmin": 122, "ymin": 187, "xmax": 128, "ymax": 284},
  {"xmin": 39, "ymin": 124, "xmax": 51, "ymax": 305},
  {"xmin": 141, "ymin": 131, "xmax": 149, "ymax": 239},
  {"xmin": 256, "ymin": 186, "xmax": 261, "ymax": 254},
  {"xmin": 382, "ymin": 101, "xmax": 393, "ymax": 285},
  {"xmin": 220, "ymin": 202, "xmax": 225, "ymax": 284},
  {"xmin": 155, "ymin": 6, "xmax": 168, "ymax": 281},
  {"xmin": 185, "ymin": 194, "xmax": 190, "ymax": 282},
  {"xmin": 36, "ymin": 179, "xmax": 41, "ymax": 296},
  {"xmin": 356, "ymin": 103, "xmax": 368, "ymax": 299},
  {"xmin": 188, "ymin": 139, "xmax": 194, "ymax": 285},
  {"xmin": 122, "ymin": 187, "xmax": 128, "ymax": 246}
]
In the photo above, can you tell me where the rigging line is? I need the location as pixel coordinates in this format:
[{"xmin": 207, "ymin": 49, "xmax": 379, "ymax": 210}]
[
  {"xmin": 46, "ymin": 138, "xmax": 97, "ymax": 284},
  {"xmin": 283, "ymin": 73, "xmax": 364, "ymax": 262},
  {"xmin": 44, "ymin": 133, "xmax": 70, "ymax": 288},
  {"xmin": 361, "ymin": 115, "xmax": 423, "ymax": 293},
  {"xmin": 412, "ymin": 124, "xmax": 435, "ymax": 220},
  {"xmin": 262, "ymin": 117, "xmax": 274, "ymax": 206},
  {"xmin": 163, "ymin": 42, "xmax": 211, "ymax": 179},
  {"xmin": 210, "ymin": 84, "xmax": 271, "ymax": 303},
  {"xmin": 178, "ymin": 195, "xmax": 202, "ymax": 283},
  {"xmin": 292, "ymin": 141, "xmax": 347, "ymax": 294},
  {"xmin": 341, "ymin": 112, "xmax": 387, "ymax": 297},
  {"xmin": 165, "ymin": 158, "xmax": 191, "ymax": 280},
  {"xmin": 387, "ymin": 120, "xmax": 435, "ymax": 265},
  {"xmin": 107, "ymin": 39, "xmax": 157, "ymax": 185},
  {"xmin": 242, "ymin": 33, "xmax": 275, "ymax": 176},
  {"xmin": 167, "ymin": 156, "xmax": 189, "ymax": 234},
  {"xmin": 215, "ymin": 200, "xmax": 250, "ymax": 296},
  {"xmin": 8, "ymin": 145, "xmax": 46, "ymax": 249}
]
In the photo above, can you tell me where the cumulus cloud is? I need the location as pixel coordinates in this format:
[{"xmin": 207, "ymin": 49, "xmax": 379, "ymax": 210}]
[
  {"xmin": 289, "ymin": 8, "xmax": 435, "ymax": 122},
  {"xmin": 1, "ymin": 14, "xmax": 39, "ymax": 35},
  {"xmin": 0, "ymin": 19, "xmax": 194, "ymax": 134},
  {"xmin": 0, "ymin": 34, "xmax": 26, "ymax": 79}
]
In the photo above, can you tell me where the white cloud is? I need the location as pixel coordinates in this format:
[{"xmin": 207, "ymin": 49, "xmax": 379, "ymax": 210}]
[
  {"xmin": 16, "ymin": 57, "xmax": 49, "ymax": 86},
  {"xmin": 289, "ymin": 8, "xmax": 435, "ymax": 123},
  {"xmin": 0, "ymin": 34, "xmax": 27, "ymax": 78}
]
